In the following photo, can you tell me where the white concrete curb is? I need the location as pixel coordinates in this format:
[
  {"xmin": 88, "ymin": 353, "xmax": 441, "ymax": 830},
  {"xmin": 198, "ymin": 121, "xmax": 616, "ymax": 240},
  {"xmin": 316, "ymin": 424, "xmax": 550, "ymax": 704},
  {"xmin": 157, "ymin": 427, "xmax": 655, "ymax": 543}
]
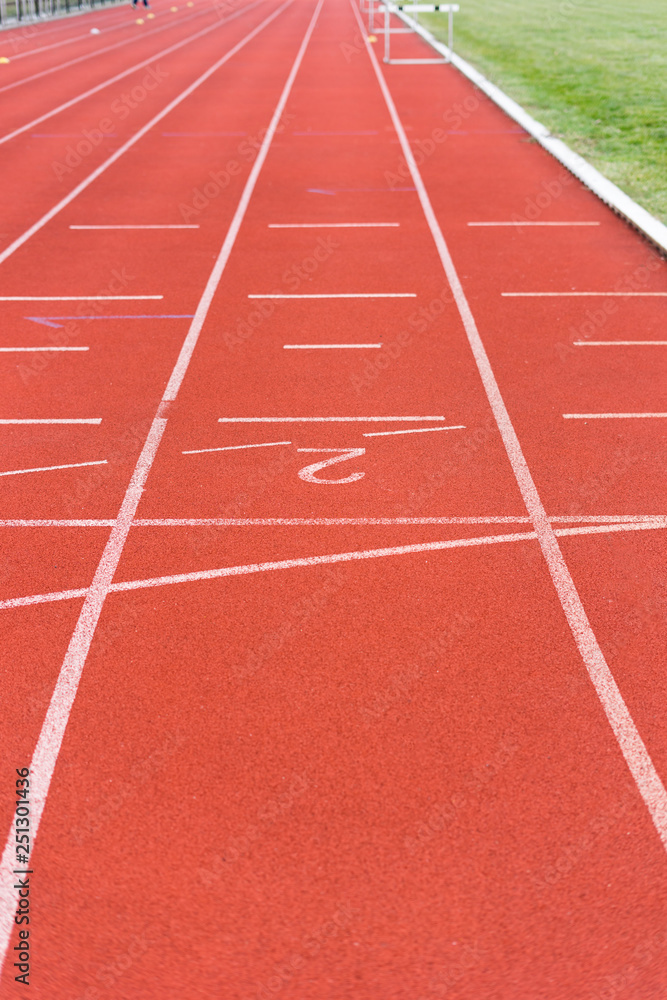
[{"xmin": 392, "ymin": 8, "xmax": 667, "ymax": 255}]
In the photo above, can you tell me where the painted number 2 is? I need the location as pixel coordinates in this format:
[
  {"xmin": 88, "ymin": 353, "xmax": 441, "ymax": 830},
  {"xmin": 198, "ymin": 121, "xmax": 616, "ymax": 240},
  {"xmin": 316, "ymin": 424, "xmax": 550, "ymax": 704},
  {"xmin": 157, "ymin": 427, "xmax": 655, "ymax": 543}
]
[{"xmin": 297, "ymin": 448, "xmax": 365, "ymax": 485}]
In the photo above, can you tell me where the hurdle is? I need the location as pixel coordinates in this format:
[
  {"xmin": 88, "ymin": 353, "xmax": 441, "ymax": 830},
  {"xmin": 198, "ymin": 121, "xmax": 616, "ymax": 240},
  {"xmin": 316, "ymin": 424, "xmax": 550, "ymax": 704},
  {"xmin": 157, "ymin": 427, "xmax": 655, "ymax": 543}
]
[{"xmin": 380, "ymin": 3, "xmax": 459, "ymax": 64}]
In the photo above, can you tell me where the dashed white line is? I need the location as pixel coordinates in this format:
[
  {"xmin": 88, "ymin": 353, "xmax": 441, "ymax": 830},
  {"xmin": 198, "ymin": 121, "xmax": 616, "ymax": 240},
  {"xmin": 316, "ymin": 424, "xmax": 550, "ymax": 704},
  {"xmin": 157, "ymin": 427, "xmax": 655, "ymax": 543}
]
[
  {"xmin": 183, "ymin": 440, "xmax": 291, "ymax": 455},
  {"xmin": 0, "ymin": 459, "xmax": 107, "ymax": 478},
  {"xmin": 217, "ymin": 416, "xmax": 448, "ymax": 423},
  {"xmin": 248, "ymin": 292, "xmax": 416, "ymax": 298},
  {"xmin": 268, "ymin": 222, "xmax": 400, "ymax": 228},
  {"xmin": 0, "ymin": 296, "xmax": 162, "ymax": 301},
  {"xmin": 0, "ymin": 347, "xmax": 88, "ymax": 352},
  {"xmin": 363, "ymin": 424, "xmax": 465, "ymax": 437},
  {"xmin": 0, "ymin": 418, "xmax": 101, "ymax": 424},
  {"xmin": 564, "ymin": 413, "xmax": 667, "ymax": 419},
  {"xmin": 574, "ymin": 341, "xmax": 667, "ymax": 347},
  {"xmin": 283, "ymin": 343, "xmax": 382, "ymax": 349},
  {"xmin": 503, "ymin": 291, "xmax": 667, "ymax": 297},
  {"xmin": 468, "ymin": 221, "xmax": 600, "ymax": 227},
  {"xmin": 69, "ymin": 225, "xmax": 200, "ymax": 229}
]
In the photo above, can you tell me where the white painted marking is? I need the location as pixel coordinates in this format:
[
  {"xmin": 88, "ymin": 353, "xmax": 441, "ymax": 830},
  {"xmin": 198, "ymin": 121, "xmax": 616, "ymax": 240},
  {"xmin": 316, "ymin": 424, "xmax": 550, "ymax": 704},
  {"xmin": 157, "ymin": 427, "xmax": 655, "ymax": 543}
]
[
  {"xmin": 363, "ymin": 424, "xmax": 465, "ymax": 437},
  {"xmin": 0, "ymin": 515, "xmax": 661, "ymax": 528},
  {"xmin": 0, "ymin": 418, "xmax": 101, "ymax": 424},
  {"xmin": 69, "ymin": 225, "xmax": 200, "ymax": 229},
  {"xmin": 268, "ymin": 222, "xmax": 400, "ymax": 228},
  {"xmin": 4, "ymin": 518, "xmax": 666, "ymax": 612},
  {"xmin": 0, "ymin": 459, "xmax": 106, "ymax": 478},
  {"xmin": 183, "ymin": 440, "xmax": 291, "ymax": 455},
  {"xmin": 468, "ymin": 221, "xmax": 600, "ymax": 227},
  {"xmin": 0, "ymin": 0, "xmax": 321, "ymax": 974},
  {"xmin": 0, "ymin": 296, "xmax": 161, "ymax": 301},
  {"xmin": 574, "ymin": 341, "xmax": 667, "ymax": 347},
  {"xmin": 0, "ymin": 347, "xmax": 88, "ymax": 352},
  {"xmin": 248, "ymin": 292, "xmax": 415, "ymax": 298},
  {"xmin": 283, "ymin": 343, "xmax": 382, "ymax": 349},
  {"xmin": 0, "ymin": 0, "xmax": 289, "ymax": 268},
  {"xmin": 502, "ymin": 292, "xmax": 667, "ymax": 297},
  {"xmin": 564, "ymin": 413, "xmax": 667, "ymax": 419},
  {"xmin": 0, "ymin": 520, "xmax": 114, "ymax": 526},
  {"xmin": 351, "ymin": 0, "xmax": 667, "ymax": 849},
  {"xmin": 297, "ymin": 448, "xmax": 365, "ymax": 484},
  {"xmin": 218, "ymin": 416, "xmax": 448, "ymax": 423}
]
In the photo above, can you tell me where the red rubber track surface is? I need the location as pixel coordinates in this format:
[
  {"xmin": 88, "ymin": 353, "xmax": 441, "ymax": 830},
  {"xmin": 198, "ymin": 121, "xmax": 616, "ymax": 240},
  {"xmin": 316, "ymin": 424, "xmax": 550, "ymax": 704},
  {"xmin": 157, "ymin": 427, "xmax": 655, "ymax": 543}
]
[{"xmin": 1, "ymin": 0, "xmax": 667, "ymax": 997}]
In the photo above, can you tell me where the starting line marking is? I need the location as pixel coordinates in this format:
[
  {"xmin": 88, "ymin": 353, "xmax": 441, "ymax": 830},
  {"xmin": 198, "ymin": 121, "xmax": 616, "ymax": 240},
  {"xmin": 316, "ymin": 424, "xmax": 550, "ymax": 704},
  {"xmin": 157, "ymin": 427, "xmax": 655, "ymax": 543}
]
[
  {"xmin": 218, "ymin": 416, "xmax": 448, "ymax": 422},
  {"xmin": 0, "ymin": 346, "xmax": 88, "ymax": 352},
  {"xmin": 503, "ymin": 292, "xmax": 667, "ymax": 297},
  {"xmin": 0, "ymin": 418, "xmax": 101, "ymax": 424},
  {"xmin": 26, "ymin": 314, "xmax": 194, "ymax": 328},
  {"xmin": 0, "ymin": 459, "xmax": 106, "ymax": 478},
  {"xmin": 3, "ymin": 519, "xmax": 666, "ymax": 611},
  {"xmin": 0, "ymin": 295, "xmax": 163, "ymax": 301},
  {"xmin": 268, "ymin": 222, "xmax": 400, "ymax": 228},
  {"xmin": 69, "ymin": 225, "xmax": 200, "ymax": 230},
  {"xmin": 283, "ymin": 343, "xmax": 382, "ymax": 349},
  {"xmin": 248, "ymin": 292, "xmax": 416, "ymax": 299},
  {"xmin": 183, "ymin": 440, "xmax": 291, "ymax": 455},
  {"xmin": 564, "ymin": 413, "xmax": 667, "ymax": 419},
  {"xmin": 574, "ymin": 340, "xmax": 667, "ymax": 347},
  {"xmin": 363, "ymin": 424, "xmax": 465, "ymax": 437},
  {"xmin": 469, "ymin": 221, "xmax": 600, "ymax": 227}
]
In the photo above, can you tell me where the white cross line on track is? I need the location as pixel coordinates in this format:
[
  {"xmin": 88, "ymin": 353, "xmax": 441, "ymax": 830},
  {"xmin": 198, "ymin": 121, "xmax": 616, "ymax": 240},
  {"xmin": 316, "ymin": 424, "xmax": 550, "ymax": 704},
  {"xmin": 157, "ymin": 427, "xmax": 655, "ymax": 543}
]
[
  {"xmin": 69, "ymin": 225, "xmax": 200, "ymax": 230},
  {"xmin": 0, "ymin": 459, "xmax": 106, "ymax": 477},
  {"xmin": 350, "ymin": 0, "xmax": 667, "ymax": 850},
  {"xmin": 283, "ymin": 343, "xmax": 382, "ymax": 349},
  {"xmin": 0, "ymin": 347, "xmax": 88, "ymax": 352},
  {"xmin": 0, "ymin": 0, "xmax": 267, "ymax": 141},
  {"xmin": 183, "ymin": 440, "xmax": 291, "ymax": 454},
  {"xmin": 0, "ymin": 515, "xmax": 663, "ymax": 528},
  {"xmin": 363, "ymin": 425, "xmax": 465, "ymax": 437},
  {"xmin": 574, "ymin": 341, "xmax": 667, "ymax": 346},
  {"xmin": 0, "ymin": 0, "xmax": 280, "ymax": 269},
  {"xmin": 0, "ymin": 296, "xmax": 162, "ymax": 301},
  {"xmin": 564, "ymin": 413, "xmax": 667, "ymax": 419},
  {"xmin": 248, "ymin": 292, "xmax": 416, "ymax": 298},
  {"xmin": 468, "ymin": 221, "xmax": 600, "ymax": 227},
  {"xmin": 503, "ymin": 291, "xmax": 667, "ymax": 297},
  {"xmin": 217, "ymin": 416, "xmax": 448, "ymax": 422},
  {"xmin": 268, "ymin": 222, "xmax": 400, "ymax": 227},
  {"xmin": 2, "ymin": 519, "xmax": 666, "ymax": 612},
  {"xmin": 0, "ymin": 0, "xmax": 317, "ymax": 972},
  {"xmin": 0, "ymin": 418, "xmax": 101, "ymax": 424}
]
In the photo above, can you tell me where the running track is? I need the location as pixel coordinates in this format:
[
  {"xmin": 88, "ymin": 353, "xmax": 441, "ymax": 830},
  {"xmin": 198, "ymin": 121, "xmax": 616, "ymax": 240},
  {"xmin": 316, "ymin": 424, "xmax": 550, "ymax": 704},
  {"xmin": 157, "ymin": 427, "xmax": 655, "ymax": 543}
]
[{"xmin": 1, "ymin": 0, "xmax": 667, "ymax": 996}]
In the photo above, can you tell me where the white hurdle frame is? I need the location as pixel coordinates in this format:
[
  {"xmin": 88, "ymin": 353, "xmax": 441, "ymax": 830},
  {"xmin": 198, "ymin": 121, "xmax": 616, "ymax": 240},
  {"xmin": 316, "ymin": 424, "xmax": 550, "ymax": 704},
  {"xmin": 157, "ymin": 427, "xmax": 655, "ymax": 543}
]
[{"xmin": 380, "ymin": 3, "xmax": 458, "ymax": 63}]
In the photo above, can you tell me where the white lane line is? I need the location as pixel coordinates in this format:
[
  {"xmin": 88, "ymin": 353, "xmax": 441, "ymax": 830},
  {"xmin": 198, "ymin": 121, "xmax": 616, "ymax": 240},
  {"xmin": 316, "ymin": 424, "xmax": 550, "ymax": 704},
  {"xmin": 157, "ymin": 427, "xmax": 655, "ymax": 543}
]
[
  {"xmin": 363, "ymin": 424, "xmax": 465, "ymax": 437},
  {"xmin": 268, "ymin": 222, "xmax": 400, "ymax": 228},
  {"xmin": 283, "ymin": 343, "xmax": 382, "ymax": 349},
  {"xmin": 574, "ymin": 341, "xmax": 667, "ymax": 347},
  {"xmin": 69, "ymin": 225, "xmax": 200, "ymax": 229},
  {"xmin": 0, "ymin": 418, "xmax": 101, "ymax": 424},
  {"xmin": 503, "ymin": 292, "xmax": 667, "ymax": 297},
  {"xmin": 468, "ymin": 221, "xmax": 600, "ymax": 227},
  {"xmin": 0, "ymin": 0, "xmax": 266, "ymax": 144},
  {"xmin": 0, "ymin": 520, "xmax": 115, "ymax": 526},
  {"xmin": 248, "ymin": 292, "xmax": 415, "ymax": 298},
  {"xmin": 3, "ymin": 518, "xmax": 666, "ymax": 611},
  {"xmin": 0, "ymin": 296, "xmax": 161, "ymax": 301},
  {"xmin": 0, "ymin": 0, "xmax": 318, "ymax": 975},
  {"xmin": 0, "ymin": 459, "xmax": 106, "ymax": 478},
  {"xmin": 182, "ymin": 440, "xmax": 291, "ymax": 455},
  {"xmin": 564, "ymin": 413, "xmax": 667, "ymax": 419},
  {"xmin": 217, "ymin": 416, "xmax": 448, "ymax": 422},
  {"xmin": 0, "ymin": 347, "xmax": 88, "ymax": 352},
  {"xmin": 351, "ymin": 0, "xmax": 667, "ymax": 849},
  {"xmin": 0, "ymin": 0, "xmax": 286, "ymax": 268}
]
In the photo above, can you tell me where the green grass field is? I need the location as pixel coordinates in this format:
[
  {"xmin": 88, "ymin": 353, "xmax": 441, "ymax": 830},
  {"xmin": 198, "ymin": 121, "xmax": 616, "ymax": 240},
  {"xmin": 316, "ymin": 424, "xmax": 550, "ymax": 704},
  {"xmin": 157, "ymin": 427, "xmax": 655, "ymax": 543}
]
[{"xmin": 420, "ymin": 0, "xmax": 667, "ymax": 223}]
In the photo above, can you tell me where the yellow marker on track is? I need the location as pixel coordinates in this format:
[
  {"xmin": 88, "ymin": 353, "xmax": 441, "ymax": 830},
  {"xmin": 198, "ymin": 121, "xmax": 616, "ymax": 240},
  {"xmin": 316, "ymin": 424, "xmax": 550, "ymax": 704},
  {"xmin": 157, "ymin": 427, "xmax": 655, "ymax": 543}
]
[
  {"xmin": 0, "ymin": 57, "xmax": 10, "ymax": 64},
  {"xmin": 136, "ymin": 16, "xmax": 144, "ymax": 22},
  {"xmin": 170, "ymin": 4, "xmax": 178, "ymax": 9},
  {"xmin": 146, "ymin": 11, "xmax": 155, "ymax": 16},
  {"xmin": 368, "ymin": 34, "xmax": 377, "ymax": 42}
]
